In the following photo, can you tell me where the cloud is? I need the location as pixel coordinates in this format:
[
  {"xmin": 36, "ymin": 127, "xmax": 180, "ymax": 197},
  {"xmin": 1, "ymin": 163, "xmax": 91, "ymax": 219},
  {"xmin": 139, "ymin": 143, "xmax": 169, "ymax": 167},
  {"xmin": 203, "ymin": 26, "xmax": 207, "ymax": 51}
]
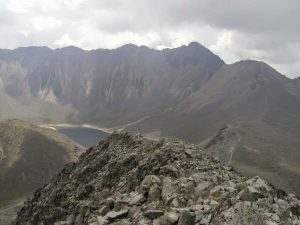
[{"xmin": 0, "ymin": 0, "xmax": 299, "ymax": 77}]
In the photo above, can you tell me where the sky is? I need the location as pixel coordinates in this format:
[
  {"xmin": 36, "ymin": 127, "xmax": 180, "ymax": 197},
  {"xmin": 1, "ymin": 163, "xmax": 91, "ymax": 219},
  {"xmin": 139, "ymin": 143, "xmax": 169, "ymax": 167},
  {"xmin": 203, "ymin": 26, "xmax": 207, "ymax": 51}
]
[{"xmin": 0, "ymin": 0, "xmax": 300, "ymax": 78}]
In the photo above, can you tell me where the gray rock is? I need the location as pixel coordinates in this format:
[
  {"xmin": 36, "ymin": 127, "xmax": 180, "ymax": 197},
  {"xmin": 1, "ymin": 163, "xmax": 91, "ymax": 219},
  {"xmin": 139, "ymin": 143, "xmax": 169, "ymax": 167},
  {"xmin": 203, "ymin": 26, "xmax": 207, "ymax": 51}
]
[
  {"xmin": 209, "ymin": 185, "xmax": 223, "ymax": 199},
  {"xmin": 194, "ymin": 181, "xmax": 212, "ymax": 199},
  {"xmin": 161, "ymin": 177, "xmax": 176, "ymax": 205},
  {"xmin": 140, "ymin": 175, "xmax": 161, "ymax": 192},
  {"xmin": 102, "ymin": 198, "xmax": 115, "ymax": 209},
  {"xmin": 98, "ymin": 205, "xmax": 110, "ymax": 216},
  {"xmin": 178, "ymin": 210, "xmax": 195, "ymax": 225},
  {"xmin": 104, "ymin": 209, "xmax": 128, "ymax": 222},
  {"xmin": 148, "ymin": 185, "xmax": 161, "ymax": 202},
  {"xmin": 163, "ymin": 211, "xmax": 179, "ymax": 224},
  {"xmin": 143, "ymin": 210, "xmax": 164, "ymax": 219},
  {"xmin": 129, "ymin": 193, "xmax": 146, "ymax": 205},
  {"xmin": 239, "ymin": 186, "xmax": 265, "ymax": 202},
  {"xmin": 265, "ymin": 221, "xmax": 279, "ymax": 225}
]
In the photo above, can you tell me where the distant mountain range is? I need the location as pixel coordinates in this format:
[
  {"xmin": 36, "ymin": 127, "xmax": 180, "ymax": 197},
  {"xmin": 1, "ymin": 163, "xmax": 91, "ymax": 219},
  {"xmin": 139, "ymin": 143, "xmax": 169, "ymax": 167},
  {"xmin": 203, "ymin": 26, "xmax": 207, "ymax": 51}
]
[{"xmin": 0, "ymin": 42, "xmax": 300, "ymax": 195}]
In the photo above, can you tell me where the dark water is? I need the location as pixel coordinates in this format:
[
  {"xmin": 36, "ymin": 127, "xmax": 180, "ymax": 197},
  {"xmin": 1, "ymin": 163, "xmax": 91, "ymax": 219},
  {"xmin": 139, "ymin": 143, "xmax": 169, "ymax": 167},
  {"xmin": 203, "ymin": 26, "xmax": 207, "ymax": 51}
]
[{"xmin": 56, "ymin": 127, "xmax": 110, "ymax": 148}]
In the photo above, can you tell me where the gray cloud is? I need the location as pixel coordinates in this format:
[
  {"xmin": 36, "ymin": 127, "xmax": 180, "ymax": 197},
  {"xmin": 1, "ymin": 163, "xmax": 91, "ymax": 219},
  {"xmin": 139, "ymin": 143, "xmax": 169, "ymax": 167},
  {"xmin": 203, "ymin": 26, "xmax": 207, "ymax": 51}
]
[{"xmin": 0, "ymin": 0, "xmax": 299, "ymax": 78}]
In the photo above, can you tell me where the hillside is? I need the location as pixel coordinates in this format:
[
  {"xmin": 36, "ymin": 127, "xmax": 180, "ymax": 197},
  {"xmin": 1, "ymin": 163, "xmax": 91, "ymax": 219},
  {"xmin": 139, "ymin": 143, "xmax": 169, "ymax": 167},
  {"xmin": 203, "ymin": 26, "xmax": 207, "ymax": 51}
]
[
  {"xmin": 0, "ymin": 119, "xmax": 84, "ymax": 224},
  {"xmin": 14, "ymin": 132, "xmax": 300, "ymax": 225}
]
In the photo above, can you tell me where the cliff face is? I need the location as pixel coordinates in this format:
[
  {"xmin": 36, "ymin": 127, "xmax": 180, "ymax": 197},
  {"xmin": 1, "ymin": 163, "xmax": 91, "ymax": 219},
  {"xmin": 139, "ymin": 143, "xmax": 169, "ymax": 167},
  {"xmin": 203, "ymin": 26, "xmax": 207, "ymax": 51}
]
[{"xmin": 14, "ymin": 132, "xmax": 300, "ymax": 225}]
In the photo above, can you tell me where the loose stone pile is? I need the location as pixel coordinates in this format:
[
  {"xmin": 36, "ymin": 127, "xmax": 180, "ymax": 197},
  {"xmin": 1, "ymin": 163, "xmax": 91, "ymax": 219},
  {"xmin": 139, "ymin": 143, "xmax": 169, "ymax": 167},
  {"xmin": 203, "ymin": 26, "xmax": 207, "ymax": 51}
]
[{"xmin": 14, "ymin": 132, "xmax": 300, "ymax": 225}]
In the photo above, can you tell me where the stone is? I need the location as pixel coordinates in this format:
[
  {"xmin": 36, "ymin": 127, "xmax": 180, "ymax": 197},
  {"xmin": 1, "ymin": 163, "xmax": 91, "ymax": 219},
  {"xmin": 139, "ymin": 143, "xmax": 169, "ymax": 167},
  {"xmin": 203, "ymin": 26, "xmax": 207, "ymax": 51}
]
[
  {"xmin": 161, "ymin": 177, "xmax": 176, "ymax": 205},
  {"xmin": 194, "ymin": 181, "xmax": 211, "ymax": 199},
  {"xmin": 140, "ymin": 175, "xmax": 161, "ymax": 202},
  {"xmin": 246, "ymin": 176, "xmax": 272, "ymax": 193},
  {"xmin": 129, "ymin": 193, "xmax": 146, "ymax": 205},
  {"xmin": 183, "ymin": 181, "xmax": 195, "ymax": 199},
  {"xmin": 190, "ymin": 204, "xmax": 204, "ymax": 211},
  {"xmin": 148, "ymin": 185, "xmax": 161, "ymax": 202},
  {"xmin": 153, "ymin": 218, "xmax": 162, "ymax": 225},
  {"xmin": 159, "ymin": 165, "xmax": 180, "ymax": 178},
  {"xmin": 265, "ymin": 221, "xmax": 279, "ymax": 225},
  {"xmin": 209, "ymin": 185, "xmax": 223, "ymax": 199},
  {"xmin": 128, "ymin": 206, "xmax": 142, "ymax": 219},
  {"xmin": 170, "ymin": 198, "xmax": 180, "ymax": 207},
  {"xmin": 114, "ymin": 200, "xmax": 128, "ymax": 211},
  {"xmin": 104, "ymin": 209, "xmax": 128, "ymax": 222},
  {"xmin": 98, "ymin": 205, "xmax": 110, "ymax": 216},
  {"xmin": 96, "ymin": 216, "xmax": 108, "ymax": 225},
  {"xmin": 102, "ymin": 198, "xmax": 115, "ymax": 209},
  {"xmin": 178, "ymin": 210, "xmax": 195, "ymax": 225},
  {"xmin": 140, "ymin": 175, "xmax": 161, "ymax": 192},
  {"xmin": 239, "ymin": 186, "xmax": 265, "ymax": 202},
  {"xmin": 194, "ymin": 211, "xmax": 204, "ymax": 223},
  {"xmin": 143, "ymin": 210, "xmax": 164, "ymax": 219},
  {"xmin": 209, "ymin": 199, "xmax": 219, "ymax": 208},
  {"xmin": 163, "ymin": 211, "xmax": 179, "ymax": 224}
]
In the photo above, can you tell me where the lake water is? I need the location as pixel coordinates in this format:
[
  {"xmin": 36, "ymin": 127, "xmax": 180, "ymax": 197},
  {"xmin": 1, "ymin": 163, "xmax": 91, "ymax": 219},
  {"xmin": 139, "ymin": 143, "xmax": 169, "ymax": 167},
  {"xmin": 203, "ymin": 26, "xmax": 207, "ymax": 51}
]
[{"xmin": 56, "ymin": 127, "xmax": 110, "ymax": 148}]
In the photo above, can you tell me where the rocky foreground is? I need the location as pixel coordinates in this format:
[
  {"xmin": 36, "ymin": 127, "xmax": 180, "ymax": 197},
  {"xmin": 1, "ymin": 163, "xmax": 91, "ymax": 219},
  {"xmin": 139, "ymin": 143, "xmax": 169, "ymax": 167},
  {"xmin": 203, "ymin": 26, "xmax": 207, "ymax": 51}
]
[{"xmin": 14, "ymin": 132, "xmax": 300, "ymax": 225}]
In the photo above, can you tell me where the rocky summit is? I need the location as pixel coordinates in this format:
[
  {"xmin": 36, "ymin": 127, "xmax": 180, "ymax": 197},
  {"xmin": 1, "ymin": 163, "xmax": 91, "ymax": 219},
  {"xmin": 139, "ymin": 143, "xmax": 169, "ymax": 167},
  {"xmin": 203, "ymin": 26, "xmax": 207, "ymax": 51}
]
[{"xmin": 14, "ymin": 132, "xmax": 300, "ymax": 225}]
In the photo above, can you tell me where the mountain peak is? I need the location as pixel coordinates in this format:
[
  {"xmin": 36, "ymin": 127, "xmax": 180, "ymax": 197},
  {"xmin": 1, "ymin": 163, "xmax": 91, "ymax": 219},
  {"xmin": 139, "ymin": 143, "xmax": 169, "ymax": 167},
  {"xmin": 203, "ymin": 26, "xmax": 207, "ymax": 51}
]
[
  {"xmin": 187, "ymin": 41, "xmax": 204, "ymax": 48},
  {"xmin": 117, "ymin": 43, "xmax": 139, "ymax": 50}
]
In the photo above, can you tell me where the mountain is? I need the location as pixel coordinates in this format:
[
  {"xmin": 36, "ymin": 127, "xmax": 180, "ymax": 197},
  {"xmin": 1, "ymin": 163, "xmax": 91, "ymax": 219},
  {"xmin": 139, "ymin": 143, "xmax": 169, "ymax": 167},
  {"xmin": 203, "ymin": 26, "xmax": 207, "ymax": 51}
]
[
  {"xmin": 0, "ymin": 43, "xmax": 300, "ymax": 197},
  {"xmin": 0, "ymin": 43, "xmax": 224, "ymax": 125},
  {"xmin": 13, "ymin": 132, "xmax": 300, "ymax": 225},
  {"xmin": 0, "ymin": 119, "xmax": 84, "ymax": 224}
]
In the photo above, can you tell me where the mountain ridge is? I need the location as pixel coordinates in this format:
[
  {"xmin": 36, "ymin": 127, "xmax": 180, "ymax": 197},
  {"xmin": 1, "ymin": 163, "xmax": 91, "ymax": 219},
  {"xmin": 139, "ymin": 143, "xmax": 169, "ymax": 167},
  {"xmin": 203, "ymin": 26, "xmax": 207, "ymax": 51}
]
[{"xmin": 13, "ymin": 132, "xmax": 300, "ymax": 225}]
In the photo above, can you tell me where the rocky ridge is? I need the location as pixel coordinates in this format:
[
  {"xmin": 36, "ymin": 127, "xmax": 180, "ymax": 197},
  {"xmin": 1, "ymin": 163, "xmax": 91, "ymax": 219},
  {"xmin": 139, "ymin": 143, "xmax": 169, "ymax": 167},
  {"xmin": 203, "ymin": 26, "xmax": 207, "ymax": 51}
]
[{"xmin": 14, "ymin": 132, "xmax": 300, "ymax": 225}]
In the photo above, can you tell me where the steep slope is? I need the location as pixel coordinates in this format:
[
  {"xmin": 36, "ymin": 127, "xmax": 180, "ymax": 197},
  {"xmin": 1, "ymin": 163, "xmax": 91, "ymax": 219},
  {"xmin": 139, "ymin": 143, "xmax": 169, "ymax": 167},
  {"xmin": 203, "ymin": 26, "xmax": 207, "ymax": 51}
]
[
  {"xmin": 0, "ymin": 43, "xmax": 224, "ymax": 125},
  {"xmin": 14, "ymin": 132, "xmax": 300, "ymax": 225},
  {"xmin": 0, "ymin": 119, "xmax": 84, "ymax": 208}
]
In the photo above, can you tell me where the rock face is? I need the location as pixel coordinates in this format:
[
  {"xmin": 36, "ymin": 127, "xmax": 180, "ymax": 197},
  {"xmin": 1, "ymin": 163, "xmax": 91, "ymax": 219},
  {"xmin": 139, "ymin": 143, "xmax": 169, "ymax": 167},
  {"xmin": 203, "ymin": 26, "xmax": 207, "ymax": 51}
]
[{"xmin": 14, "ymin": 132, "xmax": 300, "ymax": 225}]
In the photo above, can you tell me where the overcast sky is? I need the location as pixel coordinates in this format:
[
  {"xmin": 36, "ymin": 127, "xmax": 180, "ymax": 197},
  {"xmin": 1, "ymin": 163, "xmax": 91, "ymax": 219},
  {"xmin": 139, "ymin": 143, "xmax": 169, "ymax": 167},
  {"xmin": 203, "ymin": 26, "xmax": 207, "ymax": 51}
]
[{"xmin": 0, "ymin": 0, "xmax": 299, "ymax": 78}]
